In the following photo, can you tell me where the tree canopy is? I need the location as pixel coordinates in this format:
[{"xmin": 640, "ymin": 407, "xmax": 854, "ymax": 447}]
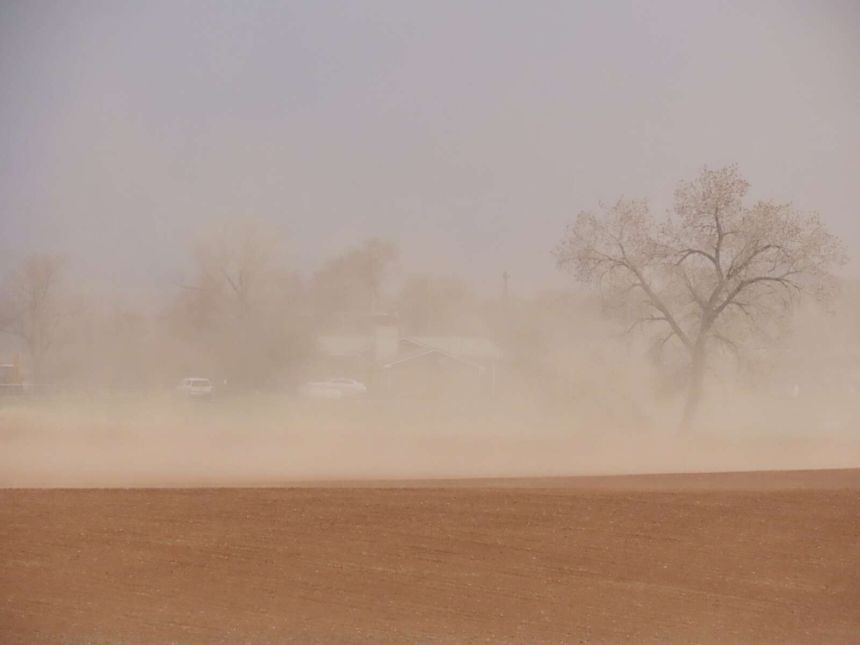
[{"xmin": 555, "ymin": 165, "xmax": 845, "ymax": 428}]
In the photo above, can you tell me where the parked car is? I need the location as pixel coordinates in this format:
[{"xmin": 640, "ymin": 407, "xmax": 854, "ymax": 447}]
[
  {"xmin": 299, "ymin": 378, "xmax": 367, "ymax": 399},
  {"xmin": 176, "ymin": 377, "xmax": 214, "ymax": 398}
]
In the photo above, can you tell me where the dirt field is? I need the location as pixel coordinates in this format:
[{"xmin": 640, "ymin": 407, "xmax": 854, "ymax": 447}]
[{"xmin": 1, "ymin": 470, "xmax": 858, "ymax": 644}]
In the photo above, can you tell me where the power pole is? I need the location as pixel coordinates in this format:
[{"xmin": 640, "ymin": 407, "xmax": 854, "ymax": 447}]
[{"xmin": 502, "ymin": 271, "xmax": 510, "ymax": 299}]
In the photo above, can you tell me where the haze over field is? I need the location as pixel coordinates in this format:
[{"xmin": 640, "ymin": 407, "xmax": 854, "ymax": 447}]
[
  {"xmin": 3, "ymin": 8, "xmax": 859, "ymax": 644},
  {"xmin": 1, "ymin": 1, "xmax": 859, "ymax": 486},
  {"xmin": 2, "ymin": 1, "xmax": 859, "ymax": 292}
]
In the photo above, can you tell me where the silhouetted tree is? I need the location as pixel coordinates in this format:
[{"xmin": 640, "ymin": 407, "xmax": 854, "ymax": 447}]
[
  {"xmin": 170, "ymin": 220, "xmax": 309, "ymax": 387},
  {"xmin": 0, "ymin": 254, "xmax": 68, "ymax": 383},
  {"xmin": 312, "ymin": 237, "xmax": 398, "ymax": 325},
  {"xmin": 555, "ymin": 166, "xmax": 845, "ymax": 429},
  {"xmin": 397, "ymin": 274, "xmax": 477, "ymax": 333}
]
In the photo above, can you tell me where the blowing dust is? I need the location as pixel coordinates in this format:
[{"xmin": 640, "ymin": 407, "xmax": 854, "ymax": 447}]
[
  {"xmin": 1, "ymin": 288, "xmax": 858, "ymax": 488},
  {"xmin": 2, "ymin": 1, "xmax": 860, "ymax": 488}
]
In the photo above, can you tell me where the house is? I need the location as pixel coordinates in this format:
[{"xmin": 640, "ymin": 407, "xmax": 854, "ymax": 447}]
[{"xmin": 314, "ymin": 313, "xmax": 501, "ymax": 396}]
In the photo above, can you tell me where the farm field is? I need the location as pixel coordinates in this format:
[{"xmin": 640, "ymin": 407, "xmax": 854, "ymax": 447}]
[{"xmin": 1, "ymin": 469, "xmax": 858, "ymax": 644}]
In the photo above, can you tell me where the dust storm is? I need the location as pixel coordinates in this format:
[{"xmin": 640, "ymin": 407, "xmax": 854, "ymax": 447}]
[
  {"xmin": 1, "ymin": 246, "xmax": 858, "ymax": 486},
  {"xmin": 2, "ymin": 3, "xmax": 859, "ymax": 643}
]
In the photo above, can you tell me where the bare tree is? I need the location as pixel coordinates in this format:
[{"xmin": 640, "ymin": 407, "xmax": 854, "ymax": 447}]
[
  {"xmin": 555, "ymin": 166, "xmax": 845, "ymax": 429},
  {"xmin": 397, "ymin": 274, "xmax": 477, "ymax": 334},
  {"xmin": 312, "ymin": 237, "xmax": 398, "ymax": 325},
  {"xmin": 0, "ymin": 254, "xmax": 67, "ymax": 383},
  {"xmin": 169, "ymin": 219, "xmax": 310, "ymax": 388},
  {"xmin": 190, "ymin": 219, "xmax": 279, "ymax": 320}
]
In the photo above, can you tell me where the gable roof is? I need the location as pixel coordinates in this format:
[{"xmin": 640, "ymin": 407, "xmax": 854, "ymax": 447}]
[
  {"xmin": 403, "ymin": 336, "xmax": 501, "ymax": 360},
  {"xmin": 317, "ymin": 334, "xmax": 502, "ymax": 361},
  {"xmin": 381, "ymin": 348, "xmax": 487, "ymax": 372}
]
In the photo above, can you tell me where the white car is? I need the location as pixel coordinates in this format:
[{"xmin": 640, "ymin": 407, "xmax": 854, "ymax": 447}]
[
  {"xmin": 300, "ymin": 378, "xmax": 367, "ymax": 399},
  {"xmin": 176, "ymin": 377, "xmax": 214, "ymax": 398}
]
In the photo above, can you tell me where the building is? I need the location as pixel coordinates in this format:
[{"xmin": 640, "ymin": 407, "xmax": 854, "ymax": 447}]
[{"xmin": 315, "ymin": 314, "xmax": 501, "ymax": 396}]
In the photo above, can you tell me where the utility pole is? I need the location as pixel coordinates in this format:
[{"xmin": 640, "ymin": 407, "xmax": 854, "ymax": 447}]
[{"xmin": 502, "ymin": 271, "xmax": 510, "ymax": 299}]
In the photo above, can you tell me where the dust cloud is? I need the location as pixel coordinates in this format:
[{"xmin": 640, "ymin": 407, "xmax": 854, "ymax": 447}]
[
  {"xmin": 1, "ymin": 3, "xmax": 859, "ymax": 487},
  {"xmin": 1, "ymin": 279, "xmax": 859, "ymax": 487}
]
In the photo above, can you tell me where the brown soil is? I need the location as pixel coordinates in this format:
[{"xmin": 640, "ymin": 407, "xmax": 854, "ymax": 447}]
[{"xmin": 2, "ymin": 469, "xmax": 858, "ymax": 644}]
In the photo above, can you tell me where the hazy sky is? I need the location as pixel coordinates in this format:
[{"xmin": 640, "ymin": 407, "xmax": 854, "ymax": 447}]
[{"xmin": 1, "ymin": 1, "xmax": 858, "ymax": 297}]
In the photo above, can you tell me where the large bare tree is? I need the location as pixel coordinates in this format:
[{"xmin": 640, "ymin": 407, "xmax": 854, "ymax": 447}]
[
  {"xmin": 0, "ymin": 254, "xmax": 67, "ymax": 383},
  {"xmin": 555, "ymin": 166, "xmax": 844, "ymax": 429}
]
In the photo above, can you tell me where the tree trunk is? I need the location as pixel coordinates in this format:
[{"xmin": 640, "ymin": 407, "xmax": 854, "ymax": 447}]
[{"xmin": 680, "ymin": 344, "xmax": 706, "ymax": 432}]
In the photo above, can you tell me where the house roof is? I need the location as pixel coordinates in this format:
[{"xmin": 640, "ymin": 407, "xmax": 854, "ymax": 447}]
[
  {"xmin": 317, "ymin": 334, "xmax": 502, "ymax": 361},
  {"xmin": 403, "ymin": 336, "xmax": 501, "ymax": 360},
  {"xmin": 381, "ymin": 348, "xmax": 487, "ymax": 372}
]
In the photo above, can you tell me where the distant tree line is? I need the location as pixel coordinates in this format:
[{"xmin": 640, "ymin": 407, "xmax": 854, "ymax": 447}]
[{"xmin": 0, "ymin": 165, "xmax": 849, "ymax": 429}]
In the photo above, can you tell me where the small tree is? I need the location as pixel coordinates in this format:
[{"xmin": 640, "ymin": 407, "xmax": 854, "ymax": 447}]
[
  {"xmin": 170, "ymin": 220, "xmax": 309, "ymax": 388},
  {"xmin": 0, "ymin": 254, "xmax": 68, "ymax": 383},
  {"xmin": 311, "ymin": 237, "xmax": 398, "ymax": 325},
  {"xmin": 191, "ymin": 219, "xmax": 279, "ymax": 320},
  {"xmin": 397, "ymin": 274, "xmax": 477, "ymax": 333},
  {"xmin": 555, "ymin": 166, "xmax": 845, "ymax": 429}
]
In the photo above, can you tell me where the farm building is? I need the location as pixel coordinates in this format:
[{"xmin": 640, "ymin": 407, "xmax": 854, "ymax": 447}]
[{"xmin": 315, "ymin": 313, "xmax": 501, "ymax": 396}]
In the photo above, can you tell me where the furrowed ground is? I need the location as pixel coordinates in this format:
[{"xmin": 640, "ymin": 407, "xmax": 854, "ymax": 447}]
[{"xmin": 1, "ymin": 469, "xmax": 858, "ymax": 643}]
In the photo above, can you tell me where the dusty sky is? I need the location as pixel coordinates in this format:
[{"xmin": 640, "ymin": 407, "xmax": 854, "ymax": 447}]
[{"xmin": 1, "ymin": 1, "xmax": 858, "ymax": 297}]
